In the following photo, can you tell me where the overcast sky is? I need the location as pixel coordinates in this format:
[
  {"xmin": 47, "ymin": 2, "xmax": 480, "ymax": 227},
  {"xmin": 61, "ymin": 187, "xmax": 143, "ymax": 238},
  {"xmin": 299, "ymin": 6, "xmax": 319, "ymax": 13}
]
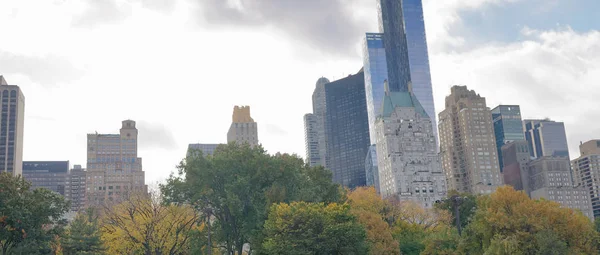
[{"xmin": 1, "ymin": 0, "xmax": 600, "ymax": 185}]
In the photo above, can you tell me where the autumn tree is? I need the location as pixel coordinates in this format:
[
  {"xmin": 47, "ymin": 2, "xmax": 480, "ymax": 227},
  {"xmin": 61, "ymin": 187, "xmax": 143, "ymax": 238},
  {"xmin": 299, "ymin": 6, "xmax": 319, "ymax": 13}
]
[
  {"xmin": 160, "ymin": 143, "xmax": 344, "ymax": 254},
  {"xmin": 262, "ymin": 202, "xmax": 368, "ymax": 254},
  {"xmin": 433, "ymin": 190, "xmax": 477, "ymax": 231},
  {"xmin": 347, "ymin": 187, "xmax": 399, "ymax": 255},
  {"xmin": 0, "ymin": 173, "xmax": 70, "ymax": 255},
  {"xmin": 62, "ymin": 208, "xmax": 105, "ymax": 255},
  {"xmin": 461, "ymin": 186, "xmax": 598, "ymax": 254},
  {"xmin": 100, "ymin": 192, "xmax": 200, "ymax": 255}
]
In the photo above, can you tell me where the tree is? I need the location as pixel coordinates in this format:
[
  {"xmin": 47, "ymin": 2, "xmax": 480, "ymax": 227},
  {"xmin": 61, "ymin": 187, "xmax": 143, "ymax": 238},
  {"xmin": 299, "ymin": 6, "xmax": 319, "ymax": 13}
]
[
  {"xmin": 461, "ymin": 186, "xmax": 598, "ymax": 254},
  {"xmin": 0, "ymin": 173, "xmax": 70, "ymax": 255},
  {"xmin": 161, "ymin": 143, "xmax": 344, "ymax": 254},
  {"xmin": 434, "ymin": 190, "xmax": 477, "ymax": 231},
  {"xmin": 62, "ymin": 208, "xmax": 105, "ymax": 255},
  {"xmin": 100, "ymin": 192, "xmax": 200, "ymax": 255},
  {"xmin": 262, "ymin": 202, "xmax": 368, "ymax": 255},
  {"xmin": 347, "ymin": 187, "xmax": 399, "ymax": 255}
]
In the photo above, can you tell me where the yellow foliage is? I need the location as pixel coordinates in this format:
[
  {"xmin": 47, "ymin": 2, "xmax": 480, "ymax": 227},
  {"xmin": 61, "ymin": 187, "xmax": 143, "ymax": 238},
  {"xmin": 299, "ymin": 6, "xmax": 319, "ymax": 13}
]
[{"xmin": 100, "ymin": 193, "xmax": 200, "ymax": 255}]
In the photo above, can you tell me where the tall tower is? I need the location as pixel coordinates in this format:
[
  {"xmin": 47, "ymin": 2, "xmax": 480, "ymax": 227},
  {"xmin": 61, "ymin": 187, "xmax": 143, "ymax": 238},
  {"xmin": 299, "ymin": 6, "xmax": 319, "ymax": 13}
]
[
  {"xmin": 571, "ymin": 140, "xmax": 600, "ymax": 219},
  {"xmin": 362, "ymin": 33, "xmax": 389, "ymax": 143},
  {"xmin": 523, "ymin": 119, "xmax": 570, "ymax": 159},
  {"xmin": 86, "ymin": 120, "xmax": 146, "ymax": 206},
  {"xmin": 227, "ymin": 106, "xmax": 258, "ymax": 147},
  {"xmin": 303, "ymin": 77, "xmax": 330, "ymax": 167},
  {"xmin": 375, "ymin": 88, "xmax": 446, "ymax": 208},
  {"xmin": 0, "ymin": 75, "xmax": 25, "ymax": 176},
  {"xmin": 303, "ymin": 113, "xmax": 320, "ymax": 166},
  {"xmin": 491, "ymin": 105, "xmax": 525, "ymax": 170},
  {"xmin": 438, "ymin": 86, "xmax": 501, "ymax": 194},
  {"xmin": 377, "ymin": 0, "xmax": 411, "ymax": 92},
  {"xmin": 324, "ymin": 70, "xmax": 370, "ymax": 188}
]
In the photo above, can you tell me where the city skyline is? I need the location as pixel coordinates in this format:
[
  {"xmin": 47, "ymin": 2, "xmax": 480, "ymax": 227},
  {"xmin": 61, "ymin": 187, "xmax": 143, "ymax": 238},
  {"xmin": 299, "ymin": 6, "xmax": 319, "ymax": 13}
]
[{"xmin": 2, "ymin": 0, "xmax": 600, "ymax": 184}]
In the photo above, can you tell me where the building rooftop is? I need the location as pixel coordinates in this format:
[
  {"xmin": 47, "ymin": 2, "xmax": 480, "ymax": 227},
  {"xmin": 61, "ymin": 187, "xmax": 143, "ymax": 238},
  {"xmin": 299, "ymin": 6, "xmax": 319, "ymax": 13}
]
[
  {"xmin": 0, "ymin": 75, "xmax": 6, "ymax": 85},
  {"xmin": 381, "ymin": 91, "xmax": 428, "ymax": 119}
]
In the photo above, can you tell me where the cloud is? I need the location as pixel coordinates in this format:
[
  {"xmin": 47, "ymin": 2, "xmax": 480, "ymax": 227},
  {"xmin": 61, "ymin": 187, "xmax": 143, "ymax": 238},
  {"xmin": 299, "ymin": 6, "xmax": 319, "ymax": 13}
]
[
  {"xmin": 71, "ymin": 0, "xmax": 132, "ymax": 28},
  {"xmin": 264, "ymin": 123, "xmax": 288, "ymax": 136},
  {"xmin": 0, "ymin": 51, "xmax": 84, "ymax": 86},
  {"xmin": 192, "ymin": 0, "xmax": 373, "ymax": 57},
  {"xmin": 429, "ymin": 26, "xmax": 600, "ymax": 158},
  {"xmin": 136, "ymin": 121, "xmax": 177, "ymax": 150}
]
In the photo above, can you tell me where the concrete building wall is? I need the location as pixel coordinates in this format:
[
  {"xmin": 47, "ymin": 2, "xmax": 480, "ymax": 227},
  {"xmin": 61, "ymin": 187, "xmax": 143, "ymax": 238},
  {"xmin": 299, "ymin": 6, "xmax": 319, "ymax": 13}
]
[
  {"xmin": 0, "ymin": 79, "xmax": 25, "ymax": 176},
  {"xmin": 227, "ymin": 106, "xmax": 258, "ymax": 147},
  {"xmin": 303, "ymin": 113, "xmax": 320, "ymax": 166},
  {"xmin": 572, "ymin": 144, "xmax": 600, "ymax": 218}
]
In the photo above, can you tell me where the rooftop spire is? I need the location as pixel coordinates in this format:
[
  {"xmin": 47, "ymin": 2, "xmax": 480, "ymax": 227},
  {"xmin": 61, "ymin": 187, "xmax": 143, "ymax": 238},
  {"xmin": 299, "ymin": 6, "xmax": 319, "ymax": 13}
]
[{"xmin": 0, "ymin": 75, "xmax": 7, "ymax": 85}]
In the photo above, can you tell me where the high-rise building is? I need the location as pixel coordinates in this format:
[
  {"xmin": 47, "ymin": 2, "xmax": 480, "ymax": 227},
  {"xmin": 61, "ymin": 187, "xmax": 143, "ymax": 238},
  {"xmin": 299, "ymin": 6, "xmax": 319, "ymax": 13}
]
[
  {"xmin": 571, "ymin": 140, "xmax": 600, "ymax": 218},
  {"xmin": 188, "ymin": 143, "xmax": 222, "ymax": 157},
  {"xmin": 524, "ymin": 119, "xmax": 570, "ymax": 159},
  {"xmin": 529, "ymin": 156, "xmax": 593, "ymax": 220},
  {"xmin": 65, "ymin": 165, "xmax": 86, "ymax": 212},
  {"xmin": 375, "ymin": 88, "xmax": 446, "ymax": 208},
  {"xmin": 362, "ymin": 33, "xmax": 389, "ymax": 143},
  {"xmin": 311, "ymin": 78, "xmax": 330, "ymax": 167},
  {"xmin": 0, "ymin": 75, "xmax": 25, "ymax": 176},
  {"xmin": 438, "ymin": 86, "xmax": 502, "ymax": 194},
  {"xmin": 401, "ymin": 0, "xmax": 438, "ymax": 147},
  {"xmin": 303, "ymin": 113, "xmax": 320, "ymax": 166},
  {"xmin": 492, "ymin": 105, "xmax": 525, "ymax": 170},
  {"xmin": 324, "ymin": 71, "xmax": 370, "ymax": 188},
  {"xmin": 86, "ymin": 120, "xmax": 146, "ymax": 206},
  {"xmin": 377, "ymin": 0, "xmax": 411, "ymax": 92},
  {"xmin": 227, "ymin": 106, "xmax": 258, "ymax": 147},
  {"xmin": 365, "ymin": 145, "xmax": 379, "ymax": 193},
  {"xmin": 22, "ymin": 161, "xmax": 70, "ymax": 195},
  {"xmin": 501, "ymin": 141, "xmax": 531, "ymax": 194}
]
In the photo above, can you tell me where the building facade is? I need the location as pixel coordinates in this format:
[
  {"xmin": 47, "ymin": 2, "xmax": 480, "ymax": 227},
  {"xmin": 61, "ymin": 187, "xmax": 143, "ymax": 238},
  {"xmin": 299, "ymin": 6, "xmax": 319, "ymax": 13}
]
[
  {"xmin": 65, "ymin": 165, "xmax": 86, "ymax": 212},
  {"xmin": 492, "ymin": 105, "xmax": 525, "ymax": 171},
  {"xmin": 365, "ymin": 145, "xmax": 379, "ymax": 193},
  {"xmin": 303, "ymin": 113, "xmax": 321, "ymax": 166},
  {"xmin": 362, "ymin": 33, "xmax": 389, "ymax": 143},
  {"xmin": 524, "ymin": 119, "xmax": 570, "ymax": 159},
  {"xmin": 86, "ymin": 120, "xmax": 146, "ymax": 206},
  {"xmin": 529, "ymin": 156, "xmax": 593, "ymax": 220},
  {"xmin": 501, "ymin": 141, "xmax": 531, "ymax": 194},
  {"xmin": 377, "ymin": 0, "xmax": 411, "ymax": 92},
  {"xmin": 0, "ymin": 76, "xmax": 25, "ymax": 176},
  {"xmin": 324, "ymin": 71, "xmax": 370, "ymax": 188},
  {"xmin": 22, "ymin": 161, "xmax": 70, "ymax": 195},
  {"xmin": 438, "ymin": 86, "xmax": 502, "ymax": 194},
  {"xmin": 227, "ymin": 106, "xmax": 258, "ymax": 147},
  {"xmin": 402, "ymin": 0, "xmax": 438, "ymax": 147},
  {"xmin": 187, "ymin": 143, "xmax": 222, "ymax": 157},
  {"xmin": 311, "ymin": 77, "xmax": 330, "ymax": 167},
  {"xmin": 375, "ymin": 89, "xmax": 446, "ymax": 208},
  {"xmin": 571, "ymin": 140, "xmax": 600, "ymax": 218}
]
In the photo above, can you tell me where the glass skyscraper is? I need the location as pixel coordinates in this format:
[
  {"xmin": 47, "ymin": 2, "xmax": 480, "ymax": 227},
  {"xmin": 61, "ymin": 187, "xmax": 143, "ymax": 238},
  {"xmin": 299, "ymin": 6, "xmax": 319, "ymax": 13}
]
[
  {"xmin": 491, "ymin": 105, "xmax": 525, "ymax": 171},
  {"xmin": 324, "ymin": 71, "xmax": 370, "ymax": 189},
  {"xmin": 377, "ymin": 0, "xmax": 438, "ymax": 145},
  {"xmin": 362, "ymin": 33, "xmax": 389, "ymax": 142},
  {"xmin": 524, "ymin": 119, "xmax": 570, "ymax": 159}
]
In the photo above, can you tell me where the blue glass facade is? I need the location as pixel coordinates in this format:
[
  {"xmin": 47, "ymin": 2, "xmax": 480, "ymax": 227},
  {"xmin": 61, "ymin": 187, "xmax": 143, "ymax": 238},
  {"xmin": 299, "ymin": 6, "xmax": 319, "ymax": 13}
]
[
  {"xmin": 365, "ymin": 144, "xmax": 379, "ymax": 193},
  {"xmin": 491, "ymin": 105, "xmax": 525, "ymax": 171},
  {"xmin": 324, "ymin": 71, "xmax": 370, "ymax": 189},
  {"xmin": 363, "ymin": 33, "xmax": 389, "ymax": 142},
  {"xmin": 377, "ymin": 0, "xmax": 412, "ymax": 92},
  {"xmin": 524, "ymin": 119, "xmax": 570, "ymax": 159},
  {"xmin": 402, "ymin": 0, "xmax": 438, "ymax": 145}
]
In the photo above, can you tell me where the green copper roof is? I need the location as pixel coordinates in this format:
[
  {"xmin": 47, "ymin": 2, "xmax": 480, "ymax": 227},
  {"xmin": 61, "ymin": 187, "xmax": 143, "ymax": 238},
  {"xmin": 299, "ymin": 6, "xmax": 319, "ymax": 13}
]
[{"xmin": 380, "ymin": 92, "xmax": 429, "ymax": 119}]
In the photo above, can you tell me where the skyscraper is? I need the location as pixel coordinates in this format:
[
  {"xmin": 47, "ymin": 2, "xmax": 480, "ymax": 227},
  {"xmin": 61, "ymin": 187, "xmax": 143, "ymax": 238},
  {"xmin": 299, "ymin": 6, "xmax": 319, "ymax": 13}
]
[
  {"xmin": 571, "ymin": 140, "xmax": 600, "ymax": 218},
  {"xmin": 22, "ymin": 161, "xmax": 70, "ymax": 195},
  {"xmin": 375, "ymin": 87, "xmax": 446, "ymax": 208},
  {"xmin": 363, "ymin": 33, "xmax": 389, "ymax": 143},
  {"xmin": 401, "ymin": 0, "xmax": 438, "ymax": 147},
  {"xmin": 303, "ymin": 113, "xmax": 320, "ymax": 167},
  {"xmin": 438, "ymin": 86, "xmax": 502, "ymax": 194},
  {"xmin": 365, "ymin": 145, "xmax": 379, "ymax": 192},
  {"xmin": 312, "ymin": 77, "xmax": 330, "ymax": 167},
  {"xmin": 0, "ymin": 75, "xmax": 25, "ymax": 176},
  {"xmin": 66, "ymin": 165, "xmax": 86, "ymax": 212},
  {"xmin": 501, "ymin": 141, "xmax": 531, "ymax": 194},
  {"xmin": 324, "ymin": 71, "xmax": 370, "ymax": 188},
  {"xmin": 227, "ymin": 106, "xmax": 258, "ymax": 147},
  {"xmin": 524, "ymin": 119, "xmax": 570, "ymax": 159},
  {"xmin": 377, "ymin": 0, "xmax": 411, "ymax": 92},
  {"xmin": 491, "ymin": 105, "xmax": 525, "ymax": 170},
  {"xmin": 86, "ymin": 120, "xmax": 146, "ymax": 206}
]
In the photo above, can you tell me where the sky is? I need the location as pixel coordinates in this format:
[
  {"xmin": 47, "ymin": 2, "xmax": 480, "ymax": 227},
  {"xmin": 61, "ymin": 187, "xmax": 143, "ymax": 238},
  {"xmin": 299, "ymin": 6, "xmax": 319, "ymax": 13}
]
[{"xmin": 1, "ymin": 0, "xmax": 599, "ymax": 185}]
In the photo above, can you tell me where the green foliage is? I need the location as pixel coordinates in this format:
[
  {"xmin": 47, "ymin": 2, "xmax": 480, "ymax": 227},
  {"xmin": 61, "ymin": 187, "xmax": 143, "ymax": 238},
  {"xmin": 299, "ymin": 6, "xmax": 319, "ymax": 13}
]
[
  {"xmin": 262, "ymin": 202, "xmax": 368, "ymax": 255},
  {"xmin": 434, "ymin": 190, "xmax": 477, "ymax": 230},
  {"xmin": 160, "ymin": 143, "xmax": 344, "ymax": 254},
  {"xmin": 421, "ymin": 228, "xmax": 460, "ymax": 255},
  {"xmin": 393, "ymin": 220, "xmax": 426, "ymax": 255},
  {"xmin": 0, "ymin": 173, "xmax": 70, "ymax": 255},
  {"xmin": 62, "ymin": 208, "xmax": 105, "ymax": 255}
]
